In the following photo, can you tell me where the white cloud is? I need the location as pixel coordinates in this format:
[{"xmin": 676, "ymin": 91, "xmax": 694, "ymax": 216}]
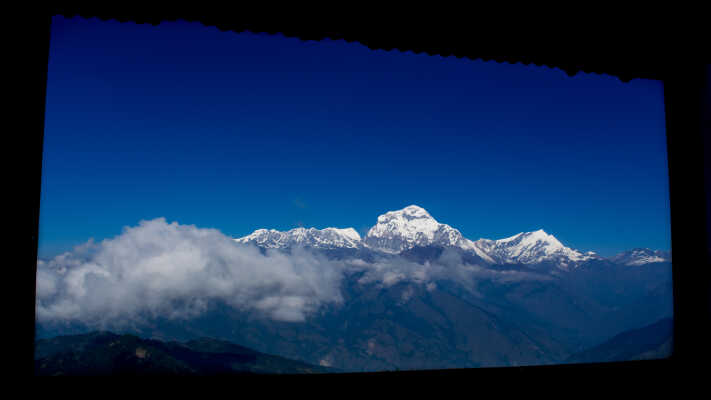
[{"xmin": 36, "ymin": 218, "xmax": 345, "ymax": 327}]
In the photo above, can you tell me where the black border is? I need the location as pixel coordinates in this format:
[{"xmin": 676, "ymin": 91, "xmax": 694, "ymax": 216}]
[{"xmin": 19, "ymin": 10, "xmax": 710, "ymax": 386}]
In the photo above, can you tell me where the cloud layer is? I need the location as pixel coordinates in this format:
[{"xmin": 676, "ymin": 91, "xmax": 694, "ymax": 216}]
[
  {"xmin": 36, "ymin": 218, "xmax": 345, "ymax": 327},
  {"xmin": 349, "ymin": 247, "xmax": 552, "ymax": 299},
  {"xmin": 36, "ymin": 218, "xmax": 551, "ymax": 329}
]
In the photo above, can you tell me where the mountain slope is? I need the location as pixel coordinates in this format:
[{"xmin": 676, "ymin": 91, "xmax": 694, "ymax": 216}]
[
  {"xmin": 566, "ymin": 317, "xmax": 673, "ymax": 363},
  {"xmin": 94, "ymin": 275, "xmax": 573, "ymax": 372},
  {"xmin": 34, "ymin": 331, "xmax": 334, "ymax": 375}
]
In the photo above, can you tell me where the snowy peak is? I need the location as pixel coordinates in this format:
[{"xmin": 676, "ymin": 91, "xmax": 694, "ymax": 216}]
[
  {"xmin": 235, "ymin": 226, "xmax": 362, "ymax": 249},
  {"xmin": 377, "ymin": 205, "xmax": 432, "ymax": 223},
  {"xmin": 473, "ymin": 229, "xmax": 600, "ymax": 267},
  {"xmin": 327, "ymin": 227, "xmax": 361, "ymax": 242},
  {"xmin": 611, "ymin": 248, "xmax": 671, "ymax": 266},
  {"xmin": 497, "ymin": 229, "xmax": 563, "ymax": 248},
  {"xmin": 364, "ymin": 205, "xmax": 466, "ymax": 253}
]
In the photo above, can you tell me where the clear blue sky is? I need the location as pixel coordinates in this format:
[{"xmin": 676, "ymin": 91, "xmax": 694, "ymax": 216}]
[{"xmin": 39, "ymin": 16, "xmax": 671, "ymax": 258}]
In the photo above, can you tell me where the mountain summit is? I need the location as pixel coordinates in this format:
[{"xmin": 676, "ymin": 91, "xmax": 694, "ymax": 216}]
[
  {"xmin": 473, "ymin": 229, "xmax": 600, "ymax": 268},
  {"xmin": 363, "ymin": 205, "xmax": 469, "ymax": 253}
]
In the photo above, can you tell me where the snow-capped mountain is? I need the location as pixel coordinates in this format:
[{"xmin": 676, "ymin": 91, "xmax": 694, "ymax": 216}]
[
  {"xmin": 234, "ymin": 205, "xmax": 664, "ymax": 269},
  {"xmin": 610, "ymin": 248, "xmax": 671, "ymax": 266},
  {"xmin": 472, "ymin": 230, "xmax": 601, "ymax": 268},
  {"xmin": 363, "ymin": 205, "xmax": 481, "ymax": 254},
  {"xmin": 235, "ymin": 227, "xmax": 362, "ymax": 249}
]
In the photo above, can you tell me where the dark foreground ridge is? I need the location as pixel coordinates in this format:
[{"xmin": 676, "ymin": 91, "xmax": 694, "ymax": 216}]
[{"xmin": 34, "ymin": 331, "xmax": 335, "ymax": 376}]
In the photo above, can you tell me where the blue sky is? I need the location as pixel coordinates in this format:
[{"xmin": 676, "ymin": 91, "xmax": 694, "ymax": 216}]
[{"xmin": 39, "ymin": 16, "xmax": 671, "ymax": 258}]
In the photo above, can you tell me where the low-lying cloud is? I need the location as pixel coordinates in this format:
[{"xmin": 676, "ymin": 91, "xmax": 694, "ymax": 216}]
[
  {"xmin": 37, "ymin": 218, "xmax": 551, "ymax": 329},
  {"xmin": 36, "ymin": 218, "xmax": 345, "ymax": 327},
  {"xmin": 348, "ymin": 247, "xmax": 552, "ymax": 299}
]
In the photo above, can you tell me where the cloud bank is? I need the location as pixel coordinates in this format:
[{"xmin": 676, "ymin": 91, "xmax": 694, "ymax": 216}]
[
  {"xmin": 36, "ymin": 218, "xmax": 345, "ymax": 327},
  {"xmin": 37, "ymin": 218, "xmax": 551, "ymax": 329}
]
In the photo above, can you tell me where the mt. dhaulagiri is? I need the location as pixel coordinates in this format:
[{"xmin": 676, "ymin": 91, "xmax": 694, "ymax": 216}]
[{"xmin": 362, "ymin": 205, "xmax": 469, "ymax": 253}]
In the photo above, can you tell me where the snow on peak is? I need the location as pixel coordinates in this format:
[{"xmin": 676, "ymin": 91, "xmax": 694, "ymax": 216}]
[
  {"xmin": 235, "ymin": 226, "xmax": 362, "ymax": 249},
  {"xmin": 364, "ymin": 205, "xmax": 468, "ymax": 253},
  {"xmin": 326, "ymin": 227, "xmax": 361, "ymax": 242},
  {"xmin": 472, "ymin": 229, "xmax": 599, "ymax": 267},
  {"xmin": 611, "ymin": 248, "xmax": 671, "ymax": 266},
  {"xmin": 376, "ymin": 205, "xmax": 432, "ymax": 224}
]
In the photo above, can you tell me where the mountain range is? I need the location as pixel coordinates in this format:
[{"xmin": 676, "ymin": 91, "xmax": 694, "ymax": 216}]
[
  {"xmin": 226, "ymin": 205, "xmax": 672, "ymax": 370},
  {"xmin": 36, "ymin": 205, "xmax": 673, "ymax": 372},
  {"xmin": 235, "ymin": 205, "xmax": 670, "ymax": 268}
]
